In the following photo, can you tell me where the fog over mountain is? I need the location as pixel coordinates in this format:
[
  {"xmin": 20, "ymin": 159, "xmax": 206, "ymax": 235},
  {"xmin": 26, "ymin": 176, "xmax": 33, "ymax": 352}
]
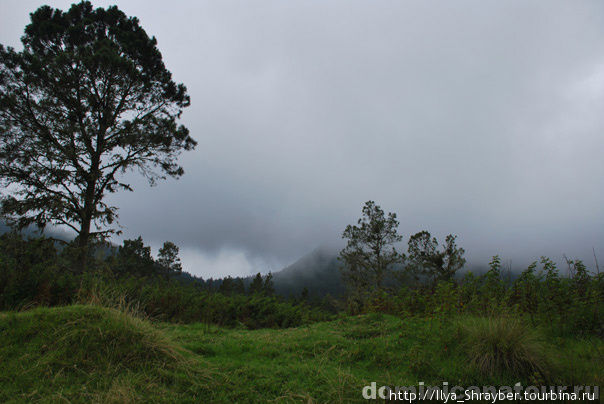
[{"xmin": 1, "ymin": 1, "xmax": 603, "ymax": 278}]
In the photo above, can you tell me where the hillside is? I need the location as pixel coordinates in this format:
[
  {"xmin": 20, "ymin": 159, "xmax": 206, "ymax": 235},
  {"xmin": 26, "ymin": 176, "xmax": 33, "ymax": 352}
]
[
  {"xmin": 272, "ymin": 247, "xmax": 345, "ymax": 297},
  {"xmin": 0, "ymin": 305, "xmax": 212, "ymax": 402},
  {"xmin": 1, "ymin": 305, "xmax": 601, "ymax": 403}
]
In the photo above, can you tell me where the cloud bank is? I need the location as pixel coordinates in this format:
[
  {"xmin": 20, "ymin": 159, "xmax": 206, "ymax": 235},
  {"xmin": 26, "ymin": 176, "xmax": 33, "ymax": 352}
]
[{"xmin": 1, "ymin": 1, "xmax": 603, "ymax": 276}]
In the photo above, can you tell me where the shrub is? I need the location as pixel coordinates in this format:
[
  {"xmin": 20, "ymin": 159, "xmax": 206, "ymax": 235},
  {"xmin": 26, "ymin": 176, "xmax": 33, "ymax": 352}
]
[{"xmin": 458, "ymin": 317, "xmax": 553, "ymax": 381}]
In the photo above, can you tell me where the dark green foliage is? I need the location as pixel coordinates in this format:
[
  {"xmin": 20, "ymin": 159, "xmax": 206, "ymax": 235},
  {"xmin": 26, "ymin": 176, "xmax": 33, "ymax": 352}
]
[
  {"xmin": 263, "ymin": 272, "xmax": 275, "ymax": 296},
  {"xmin": 77, "ymin": 274, "xmax": 329, "ymax": 329},
  {"xmin": 218, "ymin": 276, "xmax": 241, "ymax": 295},
  {"xmin": 233, "ymin": 277, "xmax": 246, "ymax": 294},
  {"xmin": 479, "ymin": 255, "xmax": 507, "ymax": 313},
  {"xmin": 0, "ymin": 1, "xmax": 196, "ymax": 249},
  {"xmin": 339, "ymin": 201, "xmax": 403, "ymax": 300},
  {"xmin": 388, "ymin": 257, "xmax": 603, "ymax": 337},
  {"xmin": 103, "ymin": 237, "xmax": 181, "ymax": 278},
  {"xmin": 247, "ymin": 272, "xmax": 275, "ymax": 296},
  {"xmin": 1, "ymin": 231, "xmax": 602, "ymax": 336},
  {"xmin": 113, "ymin": 236, "xmax": 155, "ymax": 276},
  {"xmin": 406, "ymin": 231, "xmax": 466, "ymax": 286},
  {"xmin": 157, "ymin": 241, "xmax": 182, "ymax": 273},
  {"xmin": 0, "ymin": 233, "xmax": 77, "ymax": 308},
  {"xmin": 249, "ymin": 272, "xmax": 264, "ymax": 294},
  {"xmin": 335, "ymin": 203, "xmax": 602, "ymax": 336},
  {"xmin": 300, "ymin": 286, "xmax": 309, "ymax": 302},
  {"xmin": 0, "ymin": 233, "xmax": 330, "ymax": 329}
]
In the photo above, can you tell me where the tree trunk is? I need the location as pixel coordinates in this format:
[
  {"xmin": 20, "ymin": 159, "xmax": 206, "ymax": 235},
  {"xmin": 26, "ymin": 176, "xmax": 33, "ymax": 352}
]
[
  {"xmin": 76, "ymin": 217, "xmax": 91, "ymax": 273},
  {"xmin": 77, "ymin": 178, "xmax": 96, "ymax": 272},
  {"xmin": 78, "ymin": 216, "xmax": 91, "ymax": 247}
]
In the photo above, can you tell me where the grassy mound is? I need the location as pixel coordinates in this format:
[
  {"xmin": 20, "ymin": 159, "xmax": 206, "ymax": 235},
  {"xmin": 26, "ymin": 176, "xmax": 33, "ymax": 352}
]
[{"xmin": 0, "ymin": 305, "xmax": 211, "ymax": 403}]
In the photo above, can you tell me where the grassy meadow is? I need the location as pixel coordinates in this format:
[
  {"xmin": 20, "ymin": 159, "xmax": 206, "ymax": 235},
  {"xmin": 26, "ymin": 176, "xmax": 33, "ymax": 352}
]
[{"xmin": 0, "ymin": 305, "xmax": 601, "ymax": 403}]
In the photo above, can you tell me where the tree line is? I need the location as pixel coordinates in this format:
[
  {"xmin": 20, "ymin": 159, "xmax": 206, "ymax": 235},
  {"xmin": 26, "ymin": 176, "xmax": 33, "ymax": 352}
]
[
  {"xmin": 339, "ymin": 200, "xmax": 466, "ymax": 304},
  {"xmin": 0, "ymin": 231, "xmax": 330, "ymax": 328},
  {"xmin": 338, "ymin": 201, "xmax": 602, "ymax": 336}
]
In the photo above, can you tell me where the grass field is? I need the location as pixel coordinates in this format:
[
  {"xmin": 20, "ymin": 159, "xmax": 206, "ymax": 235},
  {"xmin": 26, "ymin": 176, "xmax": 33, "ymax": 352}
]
[{"xmin": 0, "ymin": 305, "xmax": 601, "ymax": 403}]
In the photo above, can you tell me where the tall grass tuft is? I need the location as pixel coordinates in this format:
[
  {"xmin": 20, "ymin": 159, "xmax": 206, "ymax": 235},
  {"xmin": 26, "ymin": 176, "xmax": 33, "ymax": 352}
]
[
  {"xmin": 458, "ymin": 317, "xmax": 553, "ymax": 380},
  {"xmin": 76, "ymin": 277, "xmax": 149, "ymax": 320}
]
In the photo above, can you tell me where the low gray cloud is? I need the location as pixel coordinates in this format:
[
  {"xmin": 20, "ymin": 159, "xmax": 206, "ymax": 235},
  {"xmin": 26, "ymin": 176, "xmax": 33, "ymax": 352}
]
[{"xmin": 2, "ymin": 1, "xmax": 603, "ymax": 276}]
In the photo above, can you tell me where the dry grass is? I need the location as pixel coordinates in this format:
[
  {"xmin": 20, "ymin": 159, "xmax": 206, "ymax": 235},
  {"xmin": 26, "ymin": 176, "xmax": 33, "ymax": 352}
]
[{"xmin": 77, "ymin": 281, "xmax": 149, "ymax": 320}]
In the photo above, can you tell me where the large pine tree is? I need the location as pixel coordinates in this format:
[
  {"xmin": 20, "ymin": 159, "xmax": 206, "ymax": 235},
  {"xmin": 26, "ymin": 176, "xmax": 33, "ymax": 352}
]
[{"xmin": 0, "ymin": 2, "xmax": 196, "ymax": 251}]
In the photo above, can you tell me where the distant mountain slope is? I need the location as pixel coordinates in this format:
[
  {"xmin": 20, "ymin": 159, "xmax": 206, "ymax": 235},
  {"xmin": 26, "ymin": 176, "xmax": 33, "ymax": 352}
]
[
  {"xmin": 0, "ymin": 222, "xmax": 71, "ymax": 242},
  {"xmin": 272, "ymin": 247, "xmax": 345, "ymax": 297}
]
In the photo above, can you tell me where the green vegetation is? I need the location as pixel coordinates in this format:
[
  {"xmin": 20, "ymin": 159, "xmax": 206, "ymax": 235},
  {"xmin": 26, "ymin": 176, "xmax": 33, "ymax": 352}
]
[
  {"xmin": 0, "ymin": 306, "xmax": 601, "ymax": 403},
  {"xmin": 0, "ymin": 305, "xmax": 211, "ymax": 403},
  {"xmin": 0, "ymin": 232, "xmax": 331, "ymax": 328},
  {"xmin": 0, "ymin": 202, "xmax": 602, "ymax": 401},
  {"xmin": 458, "ymin": 316, "xmax": 551, "ymax": 380}
]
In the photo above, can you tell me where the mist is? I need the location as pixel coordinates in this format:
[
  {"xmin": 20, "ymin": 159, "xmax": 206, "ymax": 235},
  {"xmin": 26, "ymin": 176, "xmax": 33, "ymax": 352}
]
[{"xmin": 1, "ymin": 0, "xmax": 603, "ymax": 277}]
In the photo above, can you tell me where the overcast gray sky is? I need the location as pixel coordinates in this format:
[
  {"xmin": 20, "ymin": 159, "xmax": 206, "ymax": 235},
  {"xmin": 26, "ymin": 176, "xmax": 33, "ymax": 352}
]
[{"xmin": 2, "ymin": 1, "xmax": 603, "ymax": 278}]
